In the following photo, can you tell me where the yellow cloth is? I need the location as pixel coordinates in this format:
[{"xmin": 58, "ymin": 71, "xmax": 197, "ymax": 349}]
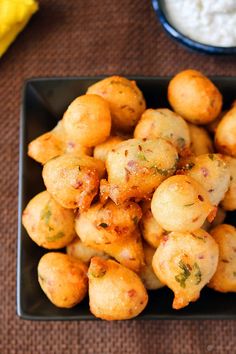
[{"xmin": 0, "ymin": 0, "xmax": 38, "ymax": 57}]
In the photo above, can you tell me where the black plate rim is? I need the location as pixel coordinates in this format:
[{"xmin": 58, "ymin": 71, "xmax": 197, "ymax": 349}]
[{"xmin": 17, "ymin": 76, "xmax": 236, "ymax": 321}]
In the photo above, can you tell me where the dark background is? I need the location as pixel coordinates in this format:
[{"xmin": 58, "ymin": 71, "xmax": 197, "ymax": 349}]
[{"xmin": 0, "ymin": 1, "xmax": 235, "ymax": 353}]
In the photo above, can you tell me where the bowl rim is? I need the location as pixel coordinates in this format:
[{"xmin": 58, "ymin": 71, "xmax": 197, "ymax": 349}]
[{"xmin": 152, "ymin": 0, "xmax": 236, "ymax": 54}]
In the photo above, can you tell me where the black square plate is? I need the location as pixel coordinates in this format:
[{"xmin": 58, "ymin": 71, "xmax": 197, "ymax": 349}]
[{"xmin": 18, "ymin": 77, "xmax": 236, "ymax": 320}]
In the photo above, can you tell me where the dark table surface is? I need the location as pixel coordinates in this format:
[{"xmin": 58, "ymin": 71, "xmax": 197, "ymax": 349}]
[{"xmin": 0, "ymin": 1, "xmax": 236, "ymax": 353}]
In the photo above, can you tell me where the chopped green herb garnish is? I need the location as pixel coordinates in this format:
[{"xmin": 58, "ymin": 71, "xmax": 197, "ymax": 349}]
[
  {"xmin": 182, "ymin": 162, "xmax": 195, "ymax": 171},
  {"xmin": 177, "ymin": 137, "xmax": 186, "ymax": 149},
  {"xmin": 151, "ymin": 158, "xmax": 178, "ymax": 176},
  {"xmin": 90, "ymin": 268, "xmax": 106, "ymax": 278},
  {"xmin": 175, "ymin": 260, "xmax": 191, "ymax": 288},
  {"xmin": 151, "ymin": 166, "xmax": 170, "ymax": 176},
  {"xmin": 151, "ymin": 157, "xmax": 179, "ymax": 176},
  {"xmin": 175, "ymin": 261, "xmax": 202, "ymax": 287},
  {"xmin": 46, "ymin": 231, "xmax": 65, "ymax": 242},
  {"xmin": 132, "ymin": 216, "xmax": 139, "ymax": 226},
  {"xmin": 193, "ymin": 263, "xmax": 202, "ymax": 285},
  {"xmin": 99, "ymin": 222, "xmax": 108, "ymax": 228},
  {"xmin": 208, "ymin": 154, "xmax": 214, "ymax": 161},
  {"xmin": 151, "ymin": 166, "xmax": 171, "ymax": 176},
  {"xmin": 184, "ymin": 203, "xmax": 195, "ymax": 207},
  {"xmin": 137, "ymin": 152, "xmax": 148, "ymax": 161},
  {"xmin": 40, "ymin": 204, "xmax": 52, "ymax": 226},
  {"xmin": 191, "ymin": 233, "xmax": 206, "ymax": 242}
]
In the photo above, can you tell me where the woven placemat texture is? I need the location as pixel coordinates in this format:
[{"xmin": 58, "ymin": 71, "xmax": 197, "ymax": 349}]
[{"xmin": 0, "ymin": 0, "xmax": 236, "ymax": 353}]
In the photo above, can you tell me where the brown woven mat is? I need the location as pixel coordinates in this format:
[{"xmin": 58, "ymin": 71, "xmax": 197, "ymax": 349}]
[{"xmin": 0, "ymin": 0, "xmax": 236, "ymax": 353}]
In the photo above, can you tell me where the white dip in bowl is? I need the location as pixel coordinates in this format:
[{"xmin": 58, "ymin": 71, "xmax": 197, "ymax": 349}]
[{"xmin": 164, "ymin": 0, "xmax": 236, "ymax": 47}]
